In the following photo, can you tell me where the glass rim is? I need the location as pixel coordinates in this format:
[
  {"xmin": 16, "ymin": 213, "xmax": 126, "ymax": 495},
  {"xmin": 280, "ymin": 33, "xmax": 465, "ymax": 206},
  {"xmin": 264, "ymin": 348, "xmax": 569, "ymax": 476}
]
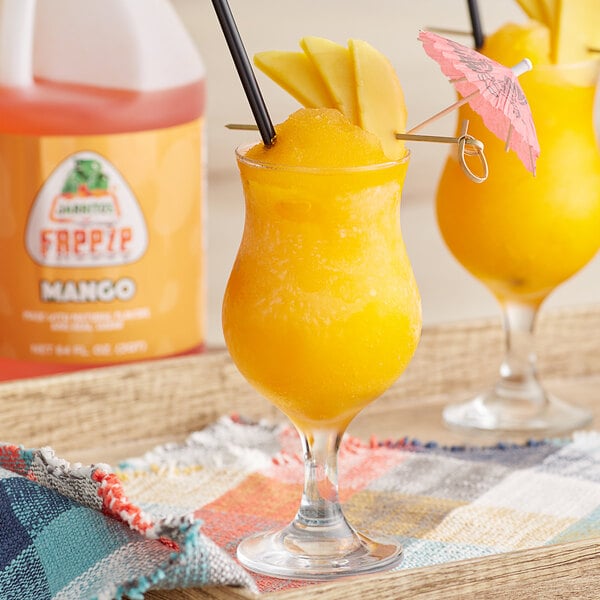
[
  {"xmin": 235, "ymin": 143, "xmax": 410, "ymax": 174},
  {"xmin": 528, "ymin": 55, "xmax": 600, "ymax": 73},
  {"xmin": 532, "ymin": 55, "xmax": 600, "ymax": 71}
]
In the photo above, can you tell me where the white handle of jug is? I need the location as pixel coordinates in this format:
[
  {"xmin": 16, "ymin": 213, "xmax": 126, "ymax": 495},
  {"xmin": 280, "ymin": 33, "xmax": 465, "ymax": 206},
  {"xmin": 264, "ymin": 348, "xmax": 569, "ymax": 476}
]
[{"xmin": 0, "ymin": 0, "xmax": 36, "ymax": 86}]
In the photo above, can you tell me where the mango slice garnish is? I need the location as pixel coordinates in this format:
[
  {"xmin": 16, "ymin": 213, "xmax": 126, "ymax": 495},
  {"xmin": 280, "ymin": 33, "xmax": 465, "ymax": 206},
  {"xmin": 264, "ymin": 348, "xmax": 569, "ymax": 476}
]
[{"xmin": 254, "ymin": 38, "xmax": 407, "ymax": 160}]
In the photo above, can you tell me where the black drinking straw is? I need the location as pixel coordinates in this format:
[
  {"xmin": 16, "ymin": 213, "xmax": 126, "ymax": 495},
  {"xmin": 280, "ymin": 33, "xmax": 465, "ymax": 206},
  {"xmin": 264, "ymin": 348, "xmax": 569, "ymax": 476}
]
[
  {"xmin": 466, "ymin": 0, "xmax": 484, "ymax": 49},
  {"xmin": 211, "ymin": 0, "xmax": 276, "ymax": 147}
]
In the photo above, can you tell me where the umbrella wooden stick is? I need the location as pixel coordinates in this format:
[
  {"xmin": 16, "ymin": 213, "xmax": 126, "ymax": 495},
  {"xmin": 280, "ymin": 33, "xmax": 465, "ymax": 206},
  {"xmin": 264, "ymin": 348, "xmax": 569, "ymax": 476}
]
[
  {"xmin": 505, "ymin": 124, "xmax": 514, "ymax": 151},
  {"xmin": 408, "ymin": 59, "xmax": 532, "ymax": 135},
  {"xmin": 407, "ymin": 91, "xmax": 477, "ymax": 134}
]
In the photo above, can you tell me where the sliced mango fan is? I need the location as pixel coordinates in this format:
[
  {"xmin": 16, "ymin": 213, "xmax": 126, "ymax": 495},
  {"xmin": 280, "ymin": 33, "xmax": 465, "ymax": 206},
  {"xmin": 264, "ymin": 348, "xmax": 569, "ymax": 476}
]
[{"xmin": 229, "ymin": 36, "xmax": 488, "ymax": 183}]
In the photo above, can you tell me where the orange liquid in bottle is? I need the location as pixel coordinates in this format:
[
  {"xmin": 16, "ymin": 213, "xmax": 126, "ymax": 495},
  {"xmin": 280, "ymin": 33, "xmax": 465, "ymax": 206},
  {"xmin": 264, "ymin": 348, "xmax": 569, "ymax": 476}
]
[
  {"xmin": 0, "ymin": 79, "xmax": 204, "ymax": 135},
  {"xmin": 0, "ymin": 79, "xmax": 206, "ymax": 381}
]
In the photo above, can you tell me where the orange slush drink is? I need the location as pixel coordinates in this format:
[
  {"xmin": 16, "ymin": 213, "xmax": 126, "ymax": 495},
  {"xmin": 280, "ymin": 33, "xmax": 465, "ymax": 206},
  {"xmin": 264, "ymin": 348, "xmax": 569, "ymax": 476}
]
[
  {"xmin": 436, "ymin": 24, "xmax": 600, "ymax": 304},
  {"xmin": 222, "ymin": 108, "xmax": 421, "ymax": 431}
]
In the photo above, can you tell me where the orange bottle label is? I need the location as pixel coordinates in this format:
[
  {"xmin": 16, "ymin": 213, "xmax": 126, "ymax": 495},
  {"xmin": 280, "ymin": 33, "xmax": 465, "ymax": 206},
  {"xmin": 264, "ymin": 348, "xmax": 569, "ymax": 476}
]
[{"xmin": 0, "ymin": 119, "xmax": 204, "ymax": 364}]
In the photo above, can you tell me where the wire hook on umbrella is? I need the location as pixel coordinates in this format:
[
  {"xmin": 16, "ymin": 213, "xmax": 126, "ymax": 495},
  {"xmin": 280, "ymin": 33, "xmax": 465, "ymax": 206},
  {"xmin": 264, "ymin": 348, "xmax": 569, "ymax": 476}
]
[{"xmin": 396, "ymin": 120, "xmax": 487, "ymax": 183}]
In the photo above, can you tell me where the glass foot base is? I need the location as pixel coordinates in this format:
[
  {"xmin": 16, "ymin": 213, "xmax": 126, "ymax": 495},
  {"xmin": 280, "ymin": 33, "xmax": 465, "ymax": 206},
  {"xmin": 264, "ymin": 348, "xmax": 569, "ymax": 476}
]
[
  {"xmin": 237, "ymin": 520, "xmax": 402, "ymax": 580},
  {"xmin": 443, "ymin": 389, "xmax": 592, "ymax": 437}
]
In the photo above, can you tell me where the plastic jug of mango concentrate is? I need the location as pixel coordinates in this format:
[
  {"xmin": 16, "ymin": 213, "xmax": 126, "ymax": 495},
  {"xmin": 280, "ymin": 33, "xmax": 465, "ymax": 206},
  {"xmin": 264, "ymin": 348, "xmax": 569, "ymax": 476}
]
[{"xmin": 0, "ymin": 0, "xmax": 206, "ymax": 380}]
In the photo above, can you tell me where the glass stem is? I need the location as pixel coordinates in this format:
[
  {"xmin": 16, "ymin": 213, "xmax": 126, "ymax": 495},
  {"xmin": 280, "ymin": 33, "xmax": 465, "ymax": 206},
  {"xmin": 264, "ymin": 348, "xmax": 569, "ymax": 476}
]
[
  {"xmin": 296, "ymin": 428, "xmax": 347, "ymax": 529},
  {"xmin": 495, "ymin": 299, "xmax": 546, "ymax": 406}
]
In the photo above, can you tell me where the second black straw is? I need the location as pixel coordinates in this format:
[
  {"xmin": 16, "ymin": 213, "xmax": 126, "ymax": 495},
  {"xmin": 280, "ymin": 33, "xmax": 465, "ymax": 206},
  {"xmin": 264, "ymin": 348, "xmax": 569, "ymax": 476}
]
[{"xmin": 466, "ymin": 0, "xmax": 484, "ymax": 50}]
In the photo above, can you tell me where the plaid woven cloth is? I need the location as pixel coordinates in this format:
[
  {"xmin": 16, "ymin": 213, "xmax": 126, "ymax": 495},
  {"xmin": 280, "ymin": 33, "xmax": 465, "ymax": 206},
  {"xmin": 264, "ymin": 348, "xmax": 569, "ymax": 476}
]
[
  {"xmin": 0, "ymin": 440, "xmax": 255, "ymax": 599},
  {"xmin": 3, "ymin": 415, "xmax": 600, "ymax": 598}
]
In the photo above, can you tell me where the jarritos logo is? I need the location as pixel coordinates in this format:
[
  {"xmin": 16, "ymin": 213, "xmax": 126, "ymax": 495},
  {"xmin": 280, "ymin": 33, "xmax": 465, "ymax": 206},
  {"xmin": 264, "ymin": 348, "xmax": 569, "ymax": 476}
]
[
  {"xmin": 51, "ymin": 159, "xmax": 120, "ymax": 224},
  {"xmin": 26, "ymin": 152, "xmax": 148, "ymax": 267}
]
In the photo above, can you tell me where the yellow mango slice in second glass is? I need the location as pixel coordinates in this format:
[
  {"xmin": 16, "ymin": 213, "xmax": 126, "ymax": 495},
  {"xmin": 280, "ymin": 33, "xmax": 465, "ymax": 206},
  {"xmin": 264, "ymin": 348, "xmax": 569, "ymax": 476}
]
[
  {"xmin": 515, "ymin": 0, "xmax": 546, "ymax": 22},
  {"xmin": 551, "ymin": 0, "xmax": 600, "ymax": 63}
]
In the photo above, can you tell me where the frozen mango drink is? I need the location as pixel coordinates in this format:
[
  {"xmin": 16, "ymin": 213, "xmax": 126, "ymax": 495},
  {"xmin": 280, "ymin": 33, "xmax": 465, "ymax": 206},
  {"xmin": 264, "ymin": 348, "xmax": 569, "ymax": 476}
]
[
  {"xmin": 437, "ymin": 7, "xmax": 600, "ymax": 434},
  {"xmin": 224, "ymin": 109, "xmax": 419, "ymax": 431},
  {"xmin": 437, "ymin": 24, "xmax": 600, "ymax": 303},
  {"xmin": 223, "ymin": 39, "xmax": 420, "ymax": 579}
]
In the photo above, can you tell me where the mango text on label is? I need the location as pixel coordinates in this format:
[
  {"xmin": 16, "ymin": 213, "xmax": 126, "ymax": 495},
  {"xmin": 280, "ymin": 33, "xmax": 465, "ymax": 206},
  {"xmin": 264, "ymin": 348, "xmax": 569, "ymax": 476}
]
[{"xmin": 39, "ymin": 277, "xmax": 137, "ymax": 303}]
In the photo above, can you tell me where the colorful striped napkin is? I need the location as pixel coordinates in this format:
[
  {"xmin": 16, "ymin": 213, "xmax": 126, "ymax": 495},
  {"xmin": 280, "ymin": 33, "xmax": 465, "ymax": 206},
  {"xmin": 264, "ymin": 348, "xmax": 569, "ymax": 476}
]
[{"xmin": 2, "ymin": 415, "xmax": 600, "ymax": 598}]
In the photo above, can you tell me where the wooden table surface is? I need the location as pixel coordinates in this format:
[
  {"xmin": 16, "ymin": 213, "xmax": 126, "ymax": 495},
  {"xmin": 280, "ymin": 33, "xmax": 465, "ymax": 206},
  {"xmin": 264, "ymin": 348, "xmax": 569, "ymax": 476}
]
[{"xmin": 1, "ymin": 304, "xmax": 599, "ymax": 598}]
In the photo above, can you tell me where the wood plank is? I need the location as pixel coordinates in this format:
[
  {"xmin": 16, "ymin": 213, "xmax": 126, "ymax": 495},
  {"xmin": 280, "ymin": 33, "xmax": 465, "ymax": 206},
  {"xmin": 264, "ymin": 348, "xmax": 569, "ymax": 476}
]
[
  {"xmin": 0, "ymin": 304, "xmax": 598, "ymax": 456},
  {"xmin": 0, "ymin": 304, "xmax": 599, "ymax": 598},
  {"xmin": 145, "ymin": 537, "xmax": 600, "ymax": 599}
]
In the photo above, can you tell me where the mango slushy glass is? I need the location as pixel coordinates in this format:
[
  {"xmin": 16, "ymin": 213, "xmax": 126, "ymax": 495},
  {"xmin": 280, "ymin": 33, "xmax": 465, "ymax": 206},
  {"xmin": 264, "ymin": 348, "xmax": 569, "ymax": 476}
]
[
  {"xmin": 222, "ymin": 145, "xmax": 420, "ymax": 579},
  {"xmin": 437, "ymin": 58, "xmax": 600, "ymax": 435}
]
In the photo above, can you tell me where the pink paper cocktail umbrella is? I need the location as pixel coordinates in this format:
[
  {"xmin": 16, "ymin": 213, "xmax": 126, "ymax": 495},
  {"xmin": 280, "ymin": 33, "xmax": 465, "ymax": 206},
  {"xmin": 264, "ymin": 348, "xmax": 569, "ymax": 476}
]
[{"xmin": 412, "ymin": 30, "xmax": 540, "ymax": 174}]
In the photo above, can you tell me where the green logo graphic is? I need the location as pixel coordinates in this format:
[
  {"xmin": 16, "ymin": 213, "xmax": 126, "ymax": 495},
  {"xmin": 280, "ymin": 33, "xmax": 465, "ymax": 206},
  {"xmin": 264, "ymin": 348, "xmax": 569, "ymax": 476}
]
[{"xmin": 62, "ymin": 159, "xmax": 109, "ymax": 194}]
